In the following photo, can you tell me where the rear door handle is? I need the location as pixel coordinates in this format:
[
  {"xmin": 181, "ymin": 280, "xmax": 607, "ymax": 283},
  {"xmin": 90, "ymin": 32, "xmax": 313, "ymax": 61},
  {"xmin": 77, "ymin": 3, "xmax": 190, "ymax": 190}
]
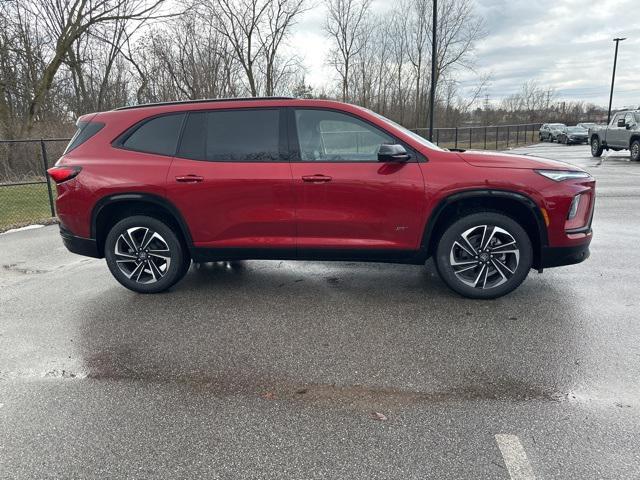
[
  {"xmin": 302, "ymin": 174, "xmax": 332, "ymax": 183},
  {"xmin": 175, "ymin": 174, "xmax": 204, "ymax": 183}
]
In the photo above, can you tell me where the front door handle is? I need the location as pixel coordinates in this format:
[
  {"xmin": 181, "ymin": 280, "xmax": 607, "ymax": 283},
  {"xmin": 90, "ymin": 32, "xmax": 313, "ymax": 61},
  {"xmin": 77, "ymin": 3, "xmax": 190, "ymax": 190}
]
[
  {"xmin": 302, "ymin": 174, "xmax": 332, "ymax": 183},
  {"xmin": 175, "ymin": 174, "xmax": 204, "ymax": 183}
]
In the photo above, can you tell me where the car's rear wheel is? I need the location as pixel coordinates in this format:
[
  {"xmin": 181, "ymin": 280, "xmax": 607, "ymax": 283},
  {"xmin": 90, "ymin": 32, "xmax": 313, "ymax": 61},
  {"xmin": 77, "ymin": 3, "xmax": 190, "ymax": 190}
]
[
  {"xmin": 591, "ymin": 137, "xmax": 603, "ymax": 157},
  {"xmin": 631, "ymin": 139, "xmax": 640, "ymax": 161},
  {"xmin": 104, "ymin": 215, "xmax": 189, "ymax": 293},
  {"xmin": 434, "ymin": 212, "xmax": 533, "ymax": 299}
]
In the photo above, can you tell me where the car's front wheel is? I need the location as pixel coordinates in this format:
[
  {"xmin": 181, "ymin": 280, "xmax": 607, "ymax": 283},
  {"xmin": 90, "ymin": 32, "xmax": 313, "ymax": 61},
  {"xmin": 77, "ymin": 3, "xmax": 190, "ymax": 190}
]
[
  {"xmin": 591, "ymin": 137, "xmax": 604, "ymax": 157},
  {"xmin": 630, "ymin": 139, "xmax": 640, "ymax": 161},
  {"xmin": 104, "ymin": 215, "xmax": 190, "ymax": 293},
  {"xmin": 434, "ymin": 212, "xmax": 533, "ymax": 299}
]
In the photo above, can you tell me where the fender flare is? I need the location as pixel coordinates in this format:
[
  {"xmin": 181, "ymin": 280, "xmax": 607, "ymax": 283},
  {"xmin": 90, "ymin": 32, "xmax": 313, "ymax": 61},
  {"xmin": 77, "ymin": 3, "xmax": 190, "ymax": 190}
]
[
  {"xmin": 421, "ymin": 189, "xmax": 549, "ymax": 251},
  {"xmin": 90, "ymin": 193, "xmax": 193, "ymax": 246}
]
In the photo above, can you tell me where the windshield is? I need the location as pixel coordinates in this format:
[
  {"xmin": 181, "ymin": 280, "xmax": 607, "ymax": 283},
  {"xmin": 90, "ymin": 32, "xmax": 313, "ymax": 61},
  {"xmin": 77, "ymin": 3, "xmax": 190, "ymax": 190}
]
[
  {"xmin": 567, "ymin": 127, "xmax": 585, "ymax": 133},
  {"xmin": 364, "ymin": 108, "xmax": 445, "ymax": 151}
]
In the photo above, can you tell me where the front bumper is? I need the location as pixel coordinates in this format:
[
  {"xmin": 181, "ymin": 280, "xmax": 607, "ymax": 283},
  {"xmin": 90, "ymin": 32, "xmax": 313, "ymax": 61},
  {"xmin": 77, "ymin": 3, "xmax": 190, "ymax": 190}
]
[
  {"xmin": 538, "ymin": 242, "xmax": 590, "ymax": 268},
  {"xmin": 60, "ymin": 225, "xmax": 101, "ymax": 258}
]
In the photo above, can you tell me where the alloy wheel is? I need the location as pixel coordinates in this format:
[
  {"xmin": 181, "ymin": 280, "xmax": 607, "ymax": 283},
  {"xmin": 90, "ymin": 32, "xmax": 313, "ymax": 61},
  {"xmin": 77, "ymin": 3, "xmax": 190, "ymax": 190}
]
[
  {"xmin": 114, "ymin": 226, "xmax": 171, "ymax": 284},
  {"xmin": 449, "ymin": 225, "xmax": 520, "ymax": 290},
  {"xmin": 632, "ymin": 142, "xmax": 639, "ymax": 160}
]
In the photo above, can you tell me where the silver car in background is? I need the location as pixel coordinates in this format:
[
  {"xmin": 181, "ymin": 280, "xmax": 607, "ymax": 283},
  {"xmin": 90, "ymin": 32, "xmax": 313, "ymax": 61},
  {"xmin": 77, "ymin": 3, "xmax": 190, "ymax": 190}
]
[{"xmin": 539, "ymin": 123, "xmax": 566, "ymax": 142}]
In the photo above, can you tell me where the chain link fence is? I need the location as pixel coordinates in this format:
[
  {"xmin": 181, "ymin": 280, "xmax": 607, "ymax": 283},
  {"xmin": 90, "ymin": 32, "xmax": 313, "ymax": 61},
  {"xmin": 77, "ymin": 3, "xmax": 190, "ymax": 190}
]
[
  {"xmin": 0, "ymin": 123, "xmax": 542, "ymax": 231},
  {"xmin": 0, "ymin": 139, "xmax": 69, "ymax": 231}
]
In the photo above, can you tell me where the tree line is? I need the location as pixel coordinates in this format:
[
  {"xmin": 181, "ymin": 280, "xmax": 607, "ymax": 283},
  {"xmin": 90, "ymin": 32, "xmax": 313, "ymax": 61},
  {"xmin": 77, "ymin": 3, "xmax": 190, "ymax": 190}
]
[{"xmin": 1, "ymin": 0, "xmax": 607, "ymax": 145}]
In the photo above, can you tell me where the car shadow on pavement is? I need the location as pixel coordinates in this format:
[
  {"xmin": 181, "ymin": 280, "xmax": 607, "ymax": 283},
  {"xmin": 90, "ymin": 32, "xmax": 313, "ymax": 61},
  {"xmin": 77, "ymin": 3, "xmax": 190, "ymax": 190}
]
[{"xmin": 70, "ymin": 258, "xmax": 585, "ymax": 413}]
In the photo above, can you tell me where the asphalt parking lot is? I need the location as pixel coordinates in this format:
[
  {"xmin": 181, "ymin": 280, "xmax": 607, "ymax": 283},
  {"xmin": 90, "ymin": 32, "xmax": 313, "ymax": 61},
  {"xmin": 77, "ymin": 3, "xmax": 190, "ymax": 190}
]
[{"xmin": 1, "ymin": 143, "xmax": 640, "ymax": 479}]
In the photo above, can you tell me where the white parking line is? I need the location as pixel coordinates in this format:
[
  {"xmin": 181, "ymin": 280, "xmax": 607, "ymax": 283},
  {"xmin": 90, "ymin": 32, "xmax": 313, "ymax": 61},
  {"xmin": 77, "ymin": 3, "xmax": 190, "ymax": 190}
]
[{"xmin": 495, "ymin": 434, "xmax": 536, "ymax": 480}]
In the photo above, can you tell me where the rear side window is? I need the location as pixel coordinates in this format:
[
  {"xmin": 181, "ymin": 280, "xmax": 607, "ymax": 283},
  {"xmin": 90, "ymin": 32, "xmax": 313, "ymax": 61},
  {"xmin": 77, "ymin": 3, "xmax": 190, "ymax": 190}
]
[
  {"xmin": 121, "ymin": 113, "xmax": 185, "ymax": 156},
  {"xmin": 64, "ymin": 121, "xmax": 104, "ymax": 154},
  {"xmin": 177, "ymin": 109, "xmax": 280, "ymax": 162}
]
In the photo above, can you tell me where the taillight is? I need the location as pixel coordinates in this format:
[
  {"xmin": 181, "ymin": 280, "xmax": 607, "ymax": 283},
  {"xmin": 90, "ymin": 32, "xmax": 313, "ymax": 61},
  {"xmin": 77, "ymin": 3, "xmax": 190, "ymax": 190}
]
[{"xmin": 47, "ymin": 166, "xmax": 82, "ymax": 183}]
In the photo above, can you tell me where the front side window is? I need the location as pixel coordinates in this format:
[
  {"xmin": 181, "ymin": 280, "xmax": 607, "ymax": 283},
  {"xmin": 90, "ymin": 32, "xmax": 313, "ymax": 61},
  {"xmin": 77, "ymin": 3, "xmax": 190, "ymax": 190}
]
[
  {"xmin": 177, "ymin": 109, "xmax": 280, "ymax": 162},
  {"xmin": 294, "ymin": 109, "xmax": 393, "ymax": 162},
  {"xmin": 121, "ymin": 113, "xmax": 185, "ymax": 156}
]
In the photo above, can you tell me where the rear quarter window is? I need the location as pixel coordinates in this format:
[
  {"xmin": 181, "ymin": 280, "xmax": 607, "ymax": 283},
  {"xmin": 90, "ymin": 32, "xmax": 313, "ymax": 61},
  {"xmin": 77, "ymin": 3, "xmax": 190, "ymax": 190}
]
[
  {"xmin": 64, "ymin": 121, "xmax": 105, "ymax": 154},
  {"xmin": 119, "ymin": 113, "xmax": 185, "ymax": 156}
]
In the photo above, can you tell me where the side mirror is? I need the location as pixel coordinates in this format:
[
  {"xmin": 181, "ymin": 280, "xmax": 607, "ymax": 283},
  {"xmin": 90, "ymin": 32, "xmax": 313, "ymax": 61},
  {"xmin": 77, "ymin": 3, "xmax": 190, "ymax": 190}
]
[
  {"xmin": 617, "ymin": 118, "xmax": 626, "ymax": 127},
  {"xmin": 378, "ymin": 144, "xmax": 411, "ymax": 162}
]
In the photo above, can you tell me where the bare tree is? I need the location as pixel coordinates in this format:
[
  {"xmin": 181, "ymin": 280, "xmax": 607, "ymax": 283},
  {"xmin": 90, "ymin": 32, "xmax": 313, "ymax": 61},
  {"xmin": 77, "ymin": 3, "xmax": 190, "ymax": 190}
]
[
  {"xmin": 324, "ymin": 0, "xmax": 372, "ymax": 102},
  {"xmin": 204, "ymin": 0, "xmax": 305, "ymax": 97},
  {"xmin": 260, "ymin": 0, "xmax": 308, "ymax": 95},
  {"xmin": 404, "ymin": 0, "xmax": 431, "ymax": 126},
  {"xmin": 205, "ymin": 0, "xmax": 269, "ymax": 96},
  {"xmin": 14, "ymin": 0, "xmax": 166, "ymax": 135}
]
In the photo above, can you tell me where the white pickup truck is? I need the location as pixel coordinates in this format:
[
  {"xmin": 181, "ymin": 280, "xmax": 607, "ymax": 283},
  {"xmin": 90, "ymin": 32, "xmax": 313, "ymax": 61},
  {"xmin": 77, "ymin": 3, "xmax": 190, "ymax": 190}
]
[{"xmin": 589, "ymin": 110, "xmax": 640, "ymax": 161}]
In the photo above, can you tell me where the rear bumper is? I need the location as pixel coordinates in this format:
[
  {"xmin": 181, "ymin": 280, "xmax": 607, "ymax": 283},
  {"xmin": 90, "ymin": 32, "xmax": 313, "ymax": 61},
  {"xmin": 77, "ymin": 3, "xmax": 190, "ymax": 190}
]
[
  {"xmin": 60, "ymin": 225, "xmax": 101, "ymax": 258},
  {"xmin": 538, "ymin": 242, "xmax": 590, "ymax": 268}
]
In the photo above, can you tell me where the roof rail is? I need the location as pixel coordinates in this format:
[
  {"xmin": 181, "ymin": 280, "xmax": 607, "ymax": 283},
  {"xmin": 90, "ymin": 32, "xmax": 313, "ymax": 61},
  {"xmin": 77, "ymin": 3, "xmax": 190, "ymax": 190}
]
[{"xmin": 114, "ymin": 96, "xmax": 295, "ymax": 111}]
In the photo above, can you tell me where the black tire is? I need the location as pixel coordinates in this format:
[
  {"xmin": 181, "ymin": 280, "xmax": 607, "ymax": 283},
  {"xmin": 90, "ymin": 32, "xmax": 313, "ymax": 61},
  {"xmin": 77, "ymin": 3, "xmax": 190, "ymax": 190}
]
[
  {"xmin": 591, "ymin": 137, "xmax": 603, "ymax": 157},
  {"xmin": 104, "ymin": 215, "xmax": 189, "ymax": 293},
  {"xmin": 178, "ymin": 252, "xmax": 192, "ymax": 279},
  {"xmin": 631, "ymin": 139, "xmax": 640, "ymax": 161},
  {"xmin": 434, "ymin": 212, "xmax": 533, "ymax": 299}
]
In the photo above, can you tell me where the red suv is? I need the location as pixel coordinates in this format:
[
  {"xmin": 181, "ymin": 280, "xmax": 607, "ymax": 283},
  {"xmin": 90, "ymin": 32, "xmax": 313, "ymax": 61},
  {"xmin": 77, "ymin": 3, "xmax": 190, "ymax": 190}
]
[{"xmin": 48, "ymin": 98, "xmax": 595, "ymax": 299}]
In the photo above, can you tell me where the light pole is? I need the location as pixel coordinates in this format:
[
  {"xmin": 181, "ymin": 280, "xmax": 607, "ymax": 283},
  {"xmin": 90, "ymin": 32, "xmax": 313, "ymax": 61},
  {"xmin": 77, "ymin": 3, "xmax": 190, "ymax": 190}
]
[
  {"xmin": 428, "ymin": 0, "xmax": 437, "ymax": 141},
  {"xmin": 607, "ymin": 37, "xmax": 626, "ymax": 124}
]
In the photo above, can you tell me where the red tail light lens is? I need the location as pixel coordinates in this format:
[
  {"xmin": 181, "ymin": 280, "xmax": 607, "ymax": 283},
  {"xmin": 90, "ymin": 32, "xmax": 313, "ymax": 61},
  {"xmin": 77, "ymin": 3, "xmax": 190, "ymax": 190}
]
[{"xmin": 47, "ymin": 166, "xmax": 82, "ymax": 183}]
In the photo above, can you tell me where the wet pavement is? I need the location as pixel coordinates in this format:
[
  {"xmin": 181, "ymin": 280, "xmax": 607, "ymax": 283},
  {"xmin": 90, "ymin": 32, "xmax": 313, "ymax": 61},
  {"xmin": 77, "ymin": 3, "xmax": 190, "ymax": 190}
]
[{"xmin": 1, "ymin": 143, "xmax": 639, "ymax": 479}]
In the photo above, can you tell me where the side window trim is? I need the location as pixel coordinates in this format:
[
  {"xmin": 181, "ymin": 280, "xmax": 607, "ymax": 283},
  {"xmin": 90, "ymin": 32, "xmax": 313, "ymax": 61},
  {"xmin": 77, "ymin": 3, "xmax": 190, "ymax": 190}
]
[
  {"xmin": 112, "ymin": 112, "xmax": 187, "ymax": 157},
  {"xmin": 287, "ymin": 107, "xmax": 421, "ymax": 163},
  {"xmin": 174, "ymin": 107, "xmax": 287, "ymax": 163}
]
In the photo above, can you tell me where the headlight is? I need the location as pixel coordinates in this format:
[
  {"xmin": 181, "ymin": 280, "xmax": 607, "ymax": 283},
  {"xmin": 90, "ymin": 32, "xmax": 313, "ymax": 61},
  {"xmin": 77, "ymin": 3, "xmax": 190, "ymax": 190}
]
[{"xmin": 535, "ymin": 169, "xmax": 591, "ymax": 181}]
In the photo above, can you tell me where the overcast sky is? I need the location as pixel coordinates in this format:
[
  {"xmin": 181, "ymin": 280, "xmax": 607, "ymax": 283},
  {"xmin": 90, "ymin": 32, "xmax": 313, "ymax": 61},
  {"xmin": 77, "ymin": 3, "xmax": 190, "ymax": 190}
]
[{"xmin": 290, "ymin": 0, "xmax": 639, "ymax": 108}]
